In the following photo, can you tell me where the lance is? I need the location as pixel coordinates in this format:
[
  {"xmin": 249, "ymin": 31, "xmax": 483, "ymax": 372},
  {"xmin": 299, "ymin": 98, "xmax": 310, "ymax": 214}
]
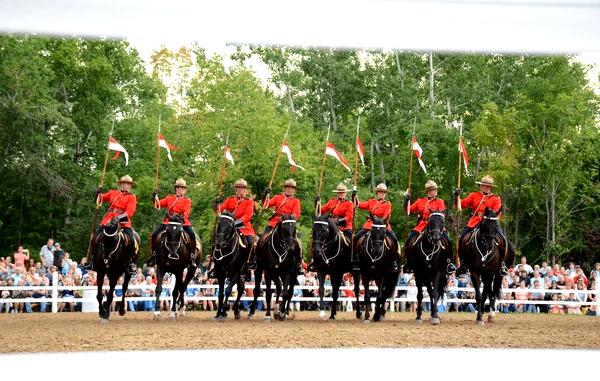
[
  {"xmin": 455, "ymin": 122, "xmax": 464, "ymax": 265},
  {"xmin": 316, "ymin": 122, "xmax": 331, "ymax": 215},
  {"xmin": 154, "ymin": 112, "xmax": 162, "ymax": 195},
  {"xmin": 208, "ymin": 129, "xmax": 232, "ymax": 267},
  {"xmin": 350, "ymin": 115, "xmax": 361, "ymax": 268},
  {"xmin": 406, "ymin": 115, "xmax": 417, "ymax": 215},
  {"xmin": 86, "ymin": 119, "xmax": 115, "ymax": 259}
]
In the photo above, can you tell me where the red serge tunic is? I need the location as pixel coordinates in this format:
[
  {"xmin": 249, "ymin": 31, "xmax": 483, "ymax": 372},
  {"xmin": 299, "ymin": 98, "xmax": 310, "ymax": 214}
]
[
  {"xmin": 156, "ymin": 195, "xmax": 192, "ymax": 226},
  {"xmin": 408, "ymin": 197, "xmax": 446, "ymax": 233},
  {"xmin": 218, "ymin": 196, "xmax": 256, "ymax": 236},
  {"xmin": 265, "ymin": 194, "xmax": 301, "ymax": 228},
  {"xmin": 321, "ymin": 198, "xmax": 354, "ymax": 231},
  {"xmin": 460, "ymin": 192, "xmax": 502, "ymax": 228},
  {"xmin": 357, "ymin": 198, "xmax": 391, "ymax": 230},
  {"xmin": 100, "ymin": 190, "xmax": 136, "ymax": 228}
]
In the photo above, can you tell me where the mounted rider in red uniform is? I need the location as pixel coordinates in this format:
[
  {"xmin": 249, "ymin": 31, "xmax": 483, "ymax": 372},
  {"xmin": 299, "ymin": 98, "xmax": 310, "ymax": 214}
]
[
  {"xmin": 147, "ymin": 178, "xmax": 198, "ymax": 268},
  {"xmin": 89, "ymin": 175, "xmax": 139, "ymax": 274},
  {"xmin": 353, "ymin": 183, "xmax": 400, "ymax": 272},
  {"xmin": 261, "ymin": 179, "xmax": 303, "ymax": 274},
  {"xmin": 308, "ymin": 182, "xmax": 354, "ymax": 271},
  {"xmin": 404, "ymin": 180, "xmax": 456, "ymax": 274},
  {"xmin": 454, "ymin": 175, "xmax": 509, "ymax": 275},
  {"xmin": 215, "ymin": 178, "xmax": 257, "ymax": 268}
]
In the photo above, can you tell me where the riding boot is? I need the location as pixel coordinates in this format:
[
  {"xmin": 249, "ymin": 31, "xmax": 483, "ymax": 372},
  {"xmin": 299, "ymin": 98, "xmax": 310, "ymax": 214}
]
[
  {"xmin": 128, "ymin": 259, "xmax": 137, "ymax": 275},
  {"xmin": 85, "ymin": 254, "xmax": 95, "ymax": 271},
  {"xmin": 446, "ymin": 259, "xmax": 457, "ymax": 275},
  {"xmin": 391, "ymin": 258, "xmax": 399, "ymax": 273},
  {"xmin": 146, "ymin": 251, "xmax": 157, "ymax": 267},
  {"xmin": 247, "ymin": 248, "xmax": 257, "ymax": 271},
  {"xmin": 500, "ymin": 262, "xmax": 509, "ymax": 276}
]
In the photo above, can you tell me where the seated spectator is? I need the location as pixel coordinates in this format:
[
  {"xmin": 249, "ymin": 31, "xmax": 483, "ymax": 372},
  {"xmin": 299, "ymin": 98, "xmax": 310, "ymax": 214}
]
[
  {"xmin": 514, "ymin": 280, "xmax": 529, "ymax": 313},
  {"xmin": 529, "ymin": 279, "xmax": 545, "ymax": 313},
  {"xmin": 458, "ymin": 284, "xmax": 477, "ymax": 313},
  {"xmin": 566, "ymin": 293, "xmax": 581, "ymax": 314},
  {"xmin": 549, "ymin": 293, "xmax": 564, "ymax": 314},
  {"xmin": 499, "ymin": 277, "xmax": 514, "ymax": 313}
]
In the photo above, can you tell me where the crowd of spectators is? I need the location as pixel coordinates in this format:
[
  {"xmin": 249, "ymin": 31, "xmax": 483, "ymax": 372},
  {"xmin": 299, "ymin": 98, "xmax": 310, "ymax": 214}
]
[{"xmin": 1, "ymin": 241, "xmax": 599, "ymax": 316}]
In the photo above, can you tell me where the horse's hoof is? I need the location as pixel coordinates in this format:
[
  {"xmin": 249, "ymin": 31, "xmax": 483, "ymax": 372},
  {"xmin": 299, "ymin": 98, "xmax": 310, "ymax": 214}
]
[
  {"xmin": 319, "ymin": 310, "xmax": 326, "ymax": 319},
  {"xmin": 355, "ymin": 312, "xmax": 362, "ymax": 320},
  {"xmin": 430, "ymin": 317, "xmax": 440, "ymax": 325},
  {"xmin": 119, "ymin": 310, "xmax": 126, "ymax": 317},
  {"xmin": 362, "ymin": 319, "xmax": 371, "ymax": 324},
  {"xmin": 234, "ymin": 312, "xmax": 241, "ymax": 320},
  {"xmin": 247, "ymin": 314, "xmax": 254, "ymax": 320},
  {"xmin": 264, "ymin": 316, "xmax": 271, "ymax": 323},
  {"xmin": 153, "ymin": 313, "xmax": 161, "ymax": 321},
  {"xmin": 169, "ymin": 313, "xmax": 176, "ymax": 321},
  {"xmin": 476, "ymin": 320, "xmax": 485, "ymax": 326},
  {"xmin": 415, "ymin": 319, "xmax": 422, "ymax": 326},
  {"xmin": 329, "ymin": 316, "xmax": 336, "ymax": 321},
  {"xmin": 277, "ymin": 311, "xmax": 287, "ymax": 321},
  {"xmin": 487, "ymin": 315, "xmax": 495, "ymax": 323},
  {"xmin": 100, "ymin": 318, "xmax": 109, "ymax": 324}
]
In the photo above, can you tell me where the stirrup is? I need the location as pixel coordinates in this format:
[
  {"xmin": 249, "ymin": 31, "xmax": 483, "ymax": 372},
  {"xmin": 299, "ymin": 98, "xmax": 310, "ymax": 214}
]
[
  {"xmin": 128, "ymin": 262, "xmax": 137, "ymax": 274},
  {"xmin": 446, "ymin": 262, "xmax": 457, "ymax": 274}
]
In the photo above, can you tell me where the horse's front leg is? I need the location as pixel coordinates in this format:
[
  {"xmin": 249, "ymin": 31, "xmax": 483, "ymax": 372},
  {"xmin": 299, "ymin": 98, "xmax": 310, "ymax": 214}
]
[
  {"xmin": 362, "ymin": 272, "xmax": 371, "ymax": 322},
  {"xmin": 170, "ymin": 273, "xmax": 182, "ymax": 320},
  {"xmin": 426, "ymin": 279, "xmax": 439, "ymax": 325},
  {"xmin": 471, "ymin": 272, "xmax": 484, "ymax": 324},
  {"xmin": 488, "ymin": 273, "xmax": 501, "ymax": 323},
  {"xmin": 283, "ymin": 272, "xmax": 296, "ymax": 319},
  {"xmin": 216, "ymin": 274, "xmax": 225, "ymax": 320},
  {"xmin": 352, "ymin": 270, "xmax": 362, "ymax": 319},
  {"xmin": 264, "ymin": 273, "xmax": 272, "ymax": 321},
  {"xmin": 317, "ymin": 271, "xmax": 326, "ymax": 318},
  {"xmin": 102, "ymin": 274, "xmax": 118, "ymax": 322},
  {"xmin": 222, "ymin": 274, "xmax": 238, "ymax": 318},
  {"xmin": 154, "ymin": 267, "xmax": 163, "ymax": 319},
  {"xmin": 330, "ymin": 273, "xmax": 342, "ymax": 320},
  {"xmin": 233, "ymin": 275, "xmax": 244, "ymax": 320},
  {"xmin": 179, "ymin": 267, "xmax": 195, "ymax": 316},
  {"xmin": 247, "ymin": 264, "xmax": 262, "ymax": 319},
  {"xmin": 96, "ymin": 271, "xmax": 105, "ymax": 318},
  {"xmin": 415, "ymin": 275, "xmax": 424, "ymax": 324},
  {"xmin": 119, "ymin": 271, "xmax": 132, "ymax": 317}
]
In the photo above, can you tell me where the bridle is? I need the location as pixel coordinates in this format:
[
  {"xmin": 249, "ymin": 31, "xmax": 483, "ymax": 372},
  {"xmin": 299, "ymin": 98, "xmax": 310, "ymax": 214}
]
[
  {"xmin": 163, "ymin": 221, "xmax": 183, "ymax": 260},
  {"xmin": 271, "ymin": 219, "xmax": 296, "ymax": 263},
  {"xmin": 100, "ymin": 223, "xmax": 121, "ymax": 265},
  {"xmin": 212, "ymin": 214, "xmax": 239, "ymax": 261},
  {"xmin": 364, "ymin": 224, "xmax": 387, "ymax": 262},
  {"xmin": 312, "ymin": 220, "xmax": 342, "ymax": 265},
  {"xmin": 420, "ymin": 212, "xmax": 445, "ymax": 262},
  {"xmin": 474, "ymin": 215, "xmax": 499, "ymax": 263}
]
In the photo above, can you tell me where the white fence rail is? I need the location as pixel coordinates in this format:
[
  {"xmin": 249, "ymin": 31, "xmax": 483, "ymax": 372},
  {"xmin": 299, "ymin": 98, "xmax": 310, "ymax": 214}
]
[{"xmin": 1, "ymin": 272, "xmax": 598, "ymax": 313}]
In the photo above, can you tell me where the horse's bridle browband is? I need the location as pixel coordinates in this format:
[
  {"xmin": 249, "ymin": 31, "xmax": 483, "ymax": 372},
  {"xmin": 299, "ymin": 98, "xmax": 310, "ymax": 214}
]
[
  {"xmin": 219, "ymin": 214, "xmax": 235, "ymax": 222},
  {"xmin": 429, "ymin": 212, "xmax": 445, "ymax": 219},
  {"xmin": 313, "ymin": 221, "xmax": 329, "ymax": 226},
  {"xmin": 372, "ymin": 224, "xmax": 386, "ymax": 229},
  {"xmin": 282, "ymin": 219, "xmax": 296, "ymax": 224},
  {"xmin": 482, "ymin": 216, "xmax": 499, "ymax": 221},
  {"xmin": 167, "ymin": 221, "xmax": 182, "ymax": 225}
]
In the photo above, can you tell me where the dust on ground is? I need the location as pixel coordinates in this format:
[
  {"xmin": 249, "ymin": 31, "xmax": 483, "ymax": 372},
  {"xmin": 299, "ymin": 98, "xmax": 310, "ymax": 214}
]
[{"xmin": 1, "ymin": 311, "xmax": 598, "ymax": 353}]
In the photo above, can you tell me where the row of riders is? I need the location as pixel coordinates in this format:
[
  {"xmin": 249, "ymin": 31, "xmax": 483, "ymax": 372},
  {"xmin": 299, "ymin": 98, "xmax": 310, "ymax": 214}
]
[{"xmin": 87, "ymin": 174, "xmax": 514, "ymax": 324}]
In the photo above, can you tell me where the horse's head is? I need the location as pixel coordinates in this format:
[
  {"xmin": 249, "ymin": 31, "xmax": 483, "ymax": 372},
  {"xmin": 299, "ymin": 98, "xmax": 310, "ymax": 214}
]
[
  {"xmin": 165, "ymin": 214, "xmax": 184, "ymax": 253},
  {"xmin": 214, "ymin": 212, "xmax": 235, "ymax": 251},
  {"xmin": 369, "ymin": 214, "xmax": 387, "ymax": 256},
  {"xmin": 480, "ymin": 207, "xmax": 499, "ymax": 241},
  {"xmin": 426, "ymin": 208, "xmax": 446, "ymax": 244},
  {"xmin": 279, "ymin": 214, "xmax": 297, "ymax": 252},
  {"xmin": 104, "ymin": 217, "xmax": 121, "ymax": 236},
  {"xmin": 312, "ymin": 214, "xmax": 335, "ymax": 256}
]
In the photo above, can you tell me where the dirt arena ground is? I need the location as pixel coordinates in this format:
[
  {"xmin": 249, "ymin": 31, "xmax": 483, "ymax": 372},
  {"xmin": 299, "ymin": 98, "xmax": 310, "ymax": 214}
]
[{"xmin": 2, "ymin": 311, "xmax": 599, "ymax": 353}]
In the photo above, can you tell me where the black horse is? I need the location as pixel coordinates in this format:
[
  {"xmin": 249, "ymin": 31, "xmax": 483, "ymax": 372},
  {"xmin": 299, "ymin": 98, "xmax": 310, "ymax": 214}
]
[
  {"xmin": 461, "ymin": 208, "xmax": 515, "ymax": 325},
  {"xmin": 212, "ymin": 212, "xmax": 249, "ymax": 321},
  {"xmin": 405, "ymin": 210, "xmax": 451, "ymax": 325},
  {"xmin": 355, "ymin": 216, "xmax": 400, "ymax": 322},
  {"xmin": 92, "ymin": 217, "xmax": 140, "ymax": 322},
  {"xmin": 311, "ymin": 214, "xmax": 361, "ymax": 320},
  {"xmin": 248, "ymin": 214, "xmax": 299, "ymax": 321},
  {"xmin": 152, "ymin": 214, "xmax": 199, "ymax": 320}
]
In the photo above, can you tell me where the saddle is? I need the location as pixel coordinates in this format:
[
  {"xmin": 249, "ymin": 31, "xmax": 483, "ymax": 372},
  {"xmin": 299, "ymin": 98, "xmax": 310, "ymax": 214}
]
[
  {"xmin": 356, "ymin": 232, "xmax": 396, "ymax": 252},
  {"xmin": 258, "ymin": 229, "xmax": 274, "ymax": 247}
]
